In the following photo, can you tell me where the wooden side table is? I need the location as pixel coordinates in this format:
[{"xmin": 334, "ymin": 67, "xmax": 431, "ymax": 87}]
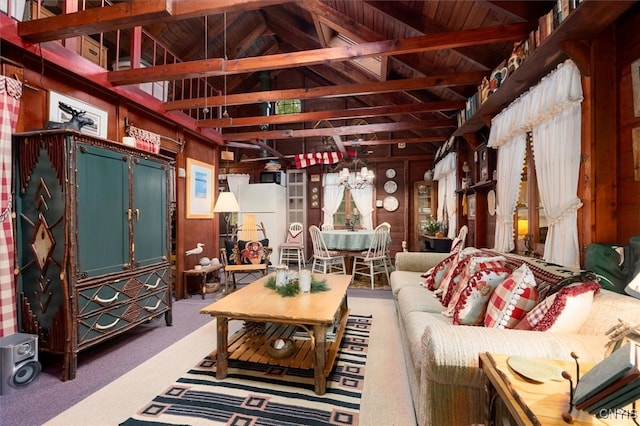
[
  {"xmin": 183, "ymin": 263, "xmax": 223, "ymax": 299},
  {"xmin": 479, "ymin": 352, "xmax": 636, "ymax": 425}
]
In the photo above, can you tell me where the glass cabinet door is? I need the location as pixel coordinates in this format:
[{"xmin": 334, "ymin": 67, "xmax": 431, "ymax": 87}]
[{"xmin": 412, "ymin": 180, "xmax": 437, "ymax": 251}]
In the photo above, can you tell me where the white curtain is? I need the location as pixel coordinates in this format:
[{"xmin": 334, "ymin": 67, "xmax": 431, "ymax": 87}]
[
  {"xmin": 488, "ymin": 59, "xmax": 583, "ymax": 266},
  {"xmin": 433, "ymin": 152, "xmax": 457, "ymax": 237},
  {"xmin": 351, "ymin": 184, "xmax": 374, "ymax": 230},
  {"xmin": 322, "ymin": 173, "xmax": 345, "ymax": 227},
  {"xmin": 0, "ymin": 76, "xmax": 22, "ymax": 337},
  {"xmin": 493, "ymin": 136, "xmax": 527, "ymax": 252}
]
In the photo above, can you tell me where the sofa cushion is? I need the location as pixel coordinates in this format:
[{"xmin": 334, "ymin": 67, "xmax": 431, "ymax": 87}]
[
  {"xmin": 452, "ymin": 267, "xmax": 512, "ymax": 325},
  {"xmin": 391, "ymin": 270, "xmax": 425, "ymax": 297},
  {"xmin": 484, "ymin": 263, "xmax": 538, "ymax": 329},
  {"xmin": 422, "ymin": 252, "xmax": 457, "ymax": 291},
  {"xmin": 515, "ymin": 281, "xmax": 600, "ymax": 332},
  {"xmin": 397, "ymin": 286, "xmax": 448, "ymax": 317},
  {"xmin": 443, "ymin": 255, "xmax": 507, "ymax": 317},
  {"xmin": 437, "ymin": 247, "xmax": 481, "ymax": 302}
]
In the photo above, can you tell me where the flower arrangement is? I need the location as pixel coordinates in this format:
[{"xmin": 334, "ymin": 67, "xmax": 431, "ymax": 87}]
[
  {"xmin": 424, "ymin": 219, "xmax": 441, "ymax": 235},
  {"xmin": 265, "ymin": 275, "xmax": 329, "ymax": 297}
]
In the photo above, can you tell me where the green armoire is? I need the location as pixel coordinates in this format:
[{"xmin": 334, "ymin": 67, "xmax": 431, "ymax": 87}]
[{"xmin": 13, "ymin": 130, "xmax": 172, "ymax": 380}]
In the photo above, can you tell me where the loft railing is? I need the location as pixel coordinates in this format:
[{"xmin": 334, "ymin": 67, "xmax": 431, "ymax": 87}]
[{"xmin": 24, "ymin": 0, "xmax": 217, "ymax": 120}]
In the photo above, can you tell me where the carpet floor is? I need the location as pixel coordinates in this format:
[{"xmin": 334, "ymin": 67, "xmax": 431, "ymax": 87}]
[{"xmin": 41, "ymin": 294, "xmax": 415, "ymax": 426}]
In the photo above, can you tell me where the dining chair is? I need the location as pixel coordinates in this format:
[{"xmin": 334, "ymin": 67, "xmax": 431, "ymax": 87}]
[
  {"xmin": 352, "ymin": 222, "xmax": 391, "ymax": 289},
  {"xmin": 321, "ymin": 223, "xmax": 334, "ymax": 231},
  {"xmin": 309, "ymin": 225, "xmax": 346, "ymax": 274},
  {"xmin": 379, "ymin": 221, "xmax": 394, "ymax": 272},
  {"xmin": 279, "ymin": 222, "xmax": 305, "ymax": 270}
]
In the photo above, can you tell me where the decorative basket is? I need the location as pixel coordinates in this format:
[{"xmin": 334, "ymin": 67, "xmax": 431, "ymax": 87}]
[{"xmin": 266, "ymin": 338, "xmax": 296, "ymax": 359}]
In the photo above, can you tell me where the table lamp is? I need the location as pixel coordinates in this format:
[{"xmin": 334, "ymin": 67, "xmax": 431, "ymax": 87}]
[{"xmin": 213, "ymin": 191, "xmax": 241, "ymax": 236}]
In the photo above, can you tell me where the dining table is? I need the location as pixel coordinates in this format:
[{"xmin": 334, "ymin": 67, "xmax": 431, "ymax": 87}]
[{"xmin": 321, "ymin": 229, "xmax": 379, "ymax": 251}]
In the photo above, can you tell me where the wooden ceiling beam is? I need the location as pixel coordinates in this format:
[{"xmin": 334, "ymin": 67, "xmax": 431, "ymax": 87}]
[
  {"xmin": 222, "ymin": 119, "xmax": 456, "ymax": 141},
  {"xmin": 198, "ymin": 101, "xmax": 464, "ymax": 128},
  {"xmin": 165, "ymin": 71, "xmax": 485, "ymax": 110},
  {"xmin": 108, "ymin": 23, "xmax": 530, "ymax": 85},
  {"xmin": 343, "ymin": 137, "xmax": 446, "ymax": 146},
  {"xmin": 18, "ymin": 0, "xmax": 292, "ymax": 42}
]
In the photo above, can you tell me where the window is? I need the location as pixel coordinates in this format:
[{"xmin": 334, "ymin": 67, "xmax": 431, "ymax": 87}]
[
  {"xmin": 275, "ymin": 99, "xmax": 301, "ymax": 115},
  {"xmin": 514, "ymin": 133, "xmax": 547, "ymax": 255},
  {"xmin": 334, "ymin": 189, "xmax": 359, "ymax": 227}
]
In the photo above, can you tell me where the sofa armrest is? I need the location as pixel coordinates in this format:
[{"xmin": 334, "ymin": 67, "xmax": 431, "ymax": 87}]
[
  {"xmin": 394, "ymin": 251, "xmax": 449, "ymax": 273},
  {"xmin": 421, "ymin": 323, "xmax": 609, "ymax": 388}
]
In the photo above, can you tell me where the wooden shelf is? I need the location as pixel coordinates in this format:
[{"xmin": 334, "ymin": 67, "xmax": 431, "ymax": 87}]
[{"xmin": 453, "ymin": 0, "xmax": 636, "ymax": 137}]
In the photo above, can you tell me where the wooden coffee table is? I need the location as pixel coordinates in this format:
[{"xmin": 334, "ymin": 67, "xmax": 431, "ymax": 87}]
[{"xmin": 200, "ymin": 273, "xmax": 351, "ymax": 395}]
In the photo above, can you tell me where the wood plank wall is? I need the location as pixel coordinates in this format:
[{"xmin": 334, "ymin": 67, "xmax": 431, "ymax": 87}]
[{"xmin": 616, "ymin": 3, "xmax": 640, "ymax": 243}]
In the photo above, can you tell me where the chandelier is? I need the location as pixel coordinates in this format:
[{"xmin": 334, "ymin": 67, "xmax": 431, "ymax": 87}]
[{"xmin": 337, "ymin": 159, "xmax": 374, "ymax": 190}]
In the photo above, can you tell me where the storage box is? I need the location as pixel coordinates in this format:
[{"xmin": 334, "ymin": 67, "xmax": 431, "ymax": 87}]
[{"xmin": 30, "ymin": 3, "xmax": 108, "ymax": 69}]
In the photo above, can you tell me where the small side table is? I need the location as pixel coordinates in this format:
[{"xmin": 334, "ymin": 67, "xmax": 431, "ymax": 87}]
[
  {"xmin": 479, "ymin": 352, "xmax": 634, "ymax": 425},
  {"xmin": 423, "ymin": 234, "xmax": 452, "ymax": 252},
  {"xmin": 183, "ymin": 263, "xmax": 223, "ymax": 299}
]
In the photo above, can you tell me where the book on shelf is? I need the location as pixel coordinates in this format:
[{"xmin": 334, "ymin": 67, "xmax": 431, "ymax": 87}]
[{"xmin": 574, "ymin": 342, "xmax": 639, "ymax": 409}]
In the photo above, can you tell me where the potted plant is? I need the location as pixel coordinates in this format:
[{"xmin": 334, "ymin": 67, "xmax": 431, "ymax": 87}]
[{"xmin": 424, "ymin": 220, "xmax": 440, "ymax": 235}]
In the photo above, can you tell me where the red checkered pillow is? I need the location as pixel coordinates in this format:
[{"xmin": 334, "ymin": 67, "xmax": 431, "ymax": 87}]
[
  {"xmin": 421, "ymin": 252, "xmax": 457, "ymax": 291},
  {"xmin": 514, "ymin": 281, "xmax": 600, "ymax": 332},
  {"xmin": 443, "ymin": 255, "xmax": 507, "ymax": 317},
  {"xmin": 484, "ymin": 263, "xmax": 539, "ymax": 329},
  {"xmin": 453, "ymin": 267, "xmax": 512, "ymax": 325}
]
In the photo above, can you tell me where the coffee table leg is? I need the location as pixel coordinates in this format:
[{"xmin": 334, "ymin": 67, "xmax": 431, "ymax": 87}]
[
  {"xmin": 313, "ymin": 324, "xmax": 327, "ymax": 395},
  {"xmin": 216, "ymin": 317, "xmax": 229, "ymax": 379}
]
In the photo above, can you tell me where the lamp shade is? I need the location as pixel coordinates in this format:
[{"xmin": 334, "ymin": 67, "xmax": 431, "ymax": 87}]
[{"xmin": 213, "ymin": 191, "xmax": 241, "ymax": 213}]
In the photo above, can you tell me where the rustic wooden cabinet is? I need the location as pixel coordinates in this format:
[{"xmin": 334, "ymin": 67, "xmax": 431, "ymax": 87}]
[
  {"xmin": 13, "ymin": 131, "xmax": 172, "ymax": 380},
  {"xmin": 412, "ymin": 180, "xmax": 437, "ymax": 251}
]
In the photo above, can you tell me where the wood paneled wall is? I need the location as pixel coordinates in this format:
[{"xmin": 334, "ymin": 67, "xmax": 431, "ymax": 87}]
[{"xmin": 616, "ymin": 3, "xmax": 640, "ymax": 243}]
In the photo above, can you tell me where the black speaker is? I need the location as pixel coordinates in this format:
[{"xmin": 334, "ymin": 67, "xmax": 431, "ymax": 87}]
[{"xmin": 0, "ymin": 333, "xmax": 41, "ymax": 395}]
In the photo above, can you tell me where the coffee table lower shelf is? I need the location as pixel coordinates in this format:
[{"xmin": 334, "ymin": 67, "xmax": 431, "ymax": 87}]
[{"xmin": 227, "ymin": 310, "xmax": 349, "ymax": 376}]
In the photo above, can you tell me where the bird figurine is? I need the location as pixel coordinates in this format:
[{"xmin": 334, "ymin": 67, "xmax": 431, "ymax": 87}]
[{"xmin": 185, "ymin": 243, "xmax": 204, "ymax": 256}]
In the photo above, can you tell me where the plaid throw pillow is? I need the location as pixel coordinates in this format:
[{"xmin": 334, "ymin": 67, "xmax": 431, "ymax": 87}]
[{"xmin": 484, "ymin": 263, "xmax": 539, "ymax": 329}]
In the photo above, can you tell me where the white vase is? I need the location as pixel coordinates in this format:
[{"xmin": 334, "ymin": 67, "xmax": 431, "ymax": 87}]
[{"xmin": 299, "ymin": 270, "xmax": 312, "ymax": 293}]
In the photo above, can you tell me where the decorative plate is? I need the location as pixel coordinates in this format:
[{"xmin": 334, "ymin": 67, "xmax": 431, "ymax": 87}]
[
  {"xmin": 507, "ymin": 356, "xmax": 561, "ymax": 383},
  {"xmin": 384, "ymin": 180, "xmax": 398, "ymax": 194},
  {"xmin": 385, "ymin": 168, "xmax": 396, "ymax": 179},
  {"xmin": 383, "ymin": 196, "xmax": 399, "ymax": 212},
  {"xmin": 487, "ymin": 190, "xmax": 496, "ymax": 216}
]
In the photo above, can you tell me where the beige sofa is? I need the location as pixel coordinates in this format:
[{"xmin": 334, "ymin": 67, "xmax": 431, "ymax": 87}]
[{"xmin": 390, "ymin": 251, "xmax": 640, "ymax": 426}]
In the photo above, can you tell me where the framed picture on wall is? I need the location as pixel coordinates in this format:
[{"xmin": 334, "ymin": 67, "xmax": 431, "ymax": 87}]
[
  {"xmin": 633, "ymin": 58, "xmax": 640, "ymax": 117},
  {"xmin": 186, "ymin": 158, "xmax": 215, "ymax": 219},
  {"xmin": 467, "ymin": 194, "xmax": 476, "ymax": 219},
  {"xmin": 48, "ymin": 91, "xmax": 108, "ymax": 138}
]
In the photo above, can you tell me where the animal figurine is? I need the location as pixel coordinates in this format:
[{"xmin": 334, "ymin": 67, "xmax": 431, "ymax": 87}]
[
  {"xmin": 45, "ymin": 102, "xmax": 94, "ymax": 132},
  {"xmin": 185, "ymin": 243, "xmax": 204, "ymax": 256}
]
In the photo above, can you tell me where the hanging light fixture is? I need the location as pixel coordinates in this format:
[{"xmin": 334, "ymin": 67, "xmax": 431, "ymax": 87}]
[{"xmin": 337, "ymin": 154, "xmax": 374, "ymax": 190}]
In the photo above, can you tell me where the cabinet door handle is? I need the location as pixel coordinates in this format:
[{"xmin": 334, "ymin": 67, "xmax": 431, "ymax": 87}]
[
  {"xmin": 144, "ymin": 277, "xmax": 161, "ymax": 290},
  {"xmin": 144, "ymin": 299, "xmax": 162, "ymax": 311},
  {"xmin": 92, "ymin": 292, "xmax": 119, "ymax": 305},
  {"xmin": 95, "ymin": 318, "xmax": 119, "ymax": 331},
  {"xmin": 135, "ymin": 209, "xmax": 140, "ymax": 220},
  {"xmin": 127, "ymin": 209, "xmax": 132, "ymax": 220}
]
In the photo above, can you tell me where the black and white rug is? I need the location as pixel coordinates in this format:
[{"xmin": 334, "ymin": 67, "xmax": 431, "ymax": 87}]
[{"xmin": 120, "ymin": 314, "xmax": 372, "ymax": 426}]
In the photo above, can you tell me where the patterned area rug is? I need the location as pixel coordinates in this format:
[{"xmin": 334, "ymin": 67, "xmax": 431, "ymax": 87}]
[{"xmin": 120, "ymin": 314, "xmax": 372, "ymax": 426}]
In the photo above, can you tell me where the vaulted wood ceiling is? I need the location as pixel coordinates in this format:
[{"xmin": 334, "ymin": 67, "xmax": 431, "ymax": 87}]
[{"xmin": 18, "ymin": 0, "xmax": 556, "ymax": 163}]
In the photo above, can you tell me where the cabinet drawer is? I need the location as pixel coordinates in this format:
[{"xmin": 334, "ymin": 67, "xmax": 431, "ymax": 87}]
[
  {"xmin": 77, "ymin": 289, "xmax": 169, "ymax": 346},
  {"xmin": 74, "ymin": 36, "xmax": 108, "ymax": 68},
  {"xmin": 77, "ymin": 266, "xmax": 170, "ymax": 317}
]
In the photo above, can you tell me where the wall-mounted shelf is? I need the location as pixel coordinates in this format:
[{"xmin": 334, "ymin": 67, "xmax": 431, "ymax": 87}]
[{"xmin": 453, "ymin": 0, "xmax": 636, "ymax": 137}]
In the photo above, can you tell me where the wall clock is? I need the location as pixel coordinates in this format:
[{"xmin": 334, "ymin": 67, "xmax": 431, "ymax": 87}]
[
  {"xmin": 383, "ymin": 196, "xmax": 399, "ymax": 212},
  {"xmin": 385, "ymin": 168, "xmax": 396, "ymax": 179},
  {"xmin": 384, "ymin": 180, "xmax": 398, "ymax": 194}
]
